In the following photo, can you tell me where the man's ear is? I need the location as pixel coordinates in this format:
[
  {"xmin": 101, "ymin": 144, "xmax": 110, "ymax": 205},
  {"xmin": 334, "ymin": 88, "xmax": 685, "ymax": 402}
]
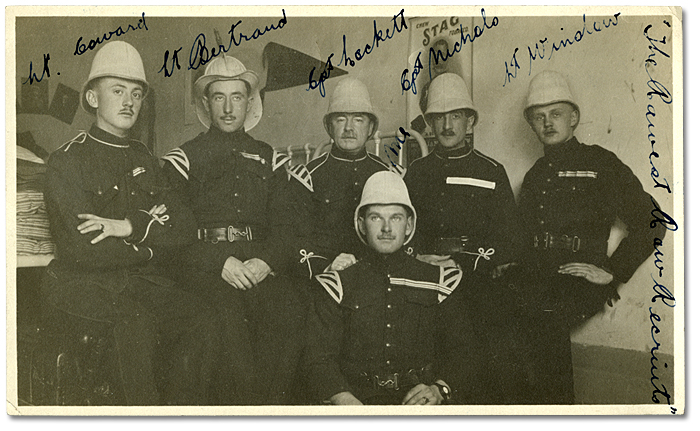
[
  {"xmin": 202, "ymin": 96, "xmax": 210, "ymax": 114},
  {"xmin": 358, "ymin": 217, "xmax": 367, "ymax": 236},
  {"xmin": 246, "ymin": 96, "xmax": 253, "ymax": 113},
  {"xmin": 85, "ymin": 89, "xmax": 99, "ymax": 110},
  {"xmin": 570, "ymin": 109, "xmax": 579, "ymax": 128},
  {"xmin": 466, "ymin": 115, "xmax": 476, "ymax": 133},
  {"xmin": 405, "ymin": 216, "xmax": 414, "ymax": 238}
]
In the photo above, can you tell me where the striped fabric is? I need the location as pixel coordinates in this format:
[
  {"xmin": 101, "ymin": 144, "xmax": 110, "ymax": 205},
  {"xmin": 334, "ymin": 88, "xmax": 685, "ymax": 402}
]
[{"xmin": 557, "ymin": 170, "xmax": 598, "ymax": 179}]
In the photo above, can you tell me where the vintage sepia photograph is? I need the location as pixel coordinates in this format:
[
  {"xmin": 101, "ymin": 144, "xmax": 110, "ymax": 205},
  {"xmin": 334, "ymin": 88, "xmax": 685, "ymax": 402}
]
[{"xmin": 5, "ymin": 5, "xmax": 683, "ymax": 416}]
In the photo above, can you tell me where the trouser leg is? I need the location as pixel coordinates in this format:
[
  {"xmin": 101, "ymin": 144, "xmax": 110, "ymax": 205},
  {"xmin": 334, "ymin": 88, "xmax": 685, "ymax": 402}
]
[
  {"xmin": 177, "ymin": 271, "xmax": 262, "ymax": 405},
  {"xmin": 245, "ymin": 274, "xmax": 306, "ymax": 405}
]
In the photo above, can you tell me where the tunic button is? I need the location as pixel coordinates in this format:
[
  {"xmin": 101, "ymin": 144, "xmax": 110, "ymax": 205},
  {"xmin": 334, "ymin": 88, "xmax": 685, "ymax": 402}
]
[
  {"xmin": 386, "ymin": 343, "xmax": 391, "ymax": 347},
  {"xmin": 539, "ymin": 205, "xmax": 544, "ymax": 209},
  {"xmin": 237, "ymin": 209, "xmax": 242, "ymax": 214},
  {"xmin": 548, "ymin": 163, "xmax": 553, "ymax": 167},
  {"xmin": 354, "ymin": 167, "xmax": 358, "ymax": 172},
  {"xmin": 354, "ymin": 182, "xmax": 359, "ymax": 186},
  {"xmin": 386, "ymin": 360, "xmax": 391, "ymax": 365},
  {"xmin": 470, "ymin": 193, "xmax": 474, "ymax": 198},
  {"xmin": 387, "ymin": 287, "xmax": 392, "ymax": 292},
  {"xmin": 354, "ymin": 305, "xmax": 359, "ymax": 309},
  {"xmin": 539, "ymin": 220, "xmax": 545, "ymax": 225},
  {"xmin": 236, "ymin": 175, "xmax": 240, "ymax": 179},
  {"xmin": 234, "ymin": 193, "xmax": 239, "ymax": 197},
  {"xmin": 440, "ymin": 192, "xmax": 445, "ymax": 197},
  {"xmin": 541, "ymin": 190, "xmax": 547, "ymax": 195},
  {"xmin": 131, "ymin": 191, "xmax": 136, "ymax": 196},
  {"xmin": 572, "ymin": 186, "xmax": 576, "ymax": 190},
  {"xmin": 546, "ymin": 178, "xmax": 551, "ymax": 183},
  {"xmin": 387, "ymin": 304, "xmax": 392, "ymax": 309},
  {"xmin": 386, "ymin": 323, "xmax": 392, "ymax": 328},
  {"xmin": 325, "ymin": 199, "xmax": 330, "ymax": 204}
]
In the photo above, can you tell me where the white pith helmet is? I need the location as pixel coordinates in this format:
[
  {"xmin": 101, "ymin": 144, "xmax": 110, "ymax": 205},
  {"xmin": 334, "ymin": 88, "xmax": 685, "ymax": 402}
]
[
  {"xmin": 81, "ymin": 41, "xmax": 149, "ymax": 115},
  {"xmin": 523, "ymin": 70, "xmax": 580, "ymax": 122},
  {"xmin": 354, "ymin": 171, "xmax": 416, "ymax": 246},
  {"xmin": 323, "ymin": 78, "xmax": 379, "ymax": 137},
  {"xmin": 194, "ymin": 55, "xmax": 263, "ymax": 131},
  {"xmin": 424, "ymin": 73, "xmax": 478, "ymax": 125}
]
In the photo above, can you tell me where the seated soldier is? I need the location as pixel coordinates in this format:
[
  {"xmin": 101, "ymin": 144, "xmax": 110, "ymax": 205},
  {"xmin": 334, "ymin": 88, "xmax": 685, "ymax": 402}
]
[
  {"xmin": 305, "ymin": 171, "xmax": 463, "ymax": 405},
  {"xmin": 42, "ymin": 41, "xmax": 217, "ymax": 405}
]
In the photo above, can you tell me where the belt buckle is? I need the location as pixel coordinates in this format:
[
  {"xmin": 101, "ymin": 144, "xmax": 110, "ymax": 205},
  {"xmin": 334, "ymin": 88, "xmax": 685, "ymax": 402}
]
[
  {"xmin": 374, "ymin": 373, "xmax": 400, "ymax": 391},
  {"xmin": 572, "ymin": 236, "xmax": 580, "ymax": 252},
  {"xmin": 227, "ymin": 226, "xmax": 252, "ymax": 242}
]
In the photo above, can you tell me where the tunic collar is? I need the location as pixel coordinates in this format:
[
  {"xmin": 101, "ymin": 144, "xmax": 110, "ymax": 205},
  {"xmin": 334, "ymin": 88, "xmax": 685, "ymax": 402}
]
[
  {"xmin": 434, "ymin": 140, "xmax": 473, "ymax": 160},
  {"xmin": 543, "ymin": 136, "xmax": 580, "ymax": 161},
  {"xmin": 330, "ymin": 144, "xmax": 369, "ymax": 162},
  {"xmin": 88, "ymin": 125, "xmax": 132, "ymax": 148},
  {"xmin": 205, "ymin": 125, "xmax": 251, "ymax": 151}
]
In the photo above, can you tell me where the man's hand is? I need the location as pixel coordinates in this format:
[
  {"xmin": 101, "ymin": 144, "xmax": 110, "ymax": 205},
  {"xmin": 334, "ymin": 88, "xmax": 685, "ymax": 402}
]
[
  {"xmin": 243, "ymin": 258, "xmax": 272, "ymax": 284},
  {"xmin": 558, "ymin": 263, "xmax": 614, "ymax": 285},
  {"xmin": 329, "ymin": 391, "xmax": 363, "ymax": 405},
  {"xmin": 329, "ymin": 253, "xmax": 357, "ymax": 271},
  {"xmin": 77, "ymin": 214, "xmax": 133, "ymax": 244},
  {"xmin": 416, "ymin": 254, "xmax": 457, "ymax": 268},
  {"xmin": 222, "ymin": 256, "xmax": 258, "ymax": 290},
  {"xmin": 402, "ymin": 383, "xmax": 443, "ymax": 405}
]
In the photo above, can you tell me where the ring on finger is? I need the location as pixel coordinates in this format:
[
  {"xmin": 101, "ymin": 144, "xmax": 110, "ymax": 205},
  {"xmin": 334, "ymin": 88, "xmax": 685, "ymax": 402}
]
[{"xmin": 99, "ymin": 223, "xmax": 105, "ymax": 232}]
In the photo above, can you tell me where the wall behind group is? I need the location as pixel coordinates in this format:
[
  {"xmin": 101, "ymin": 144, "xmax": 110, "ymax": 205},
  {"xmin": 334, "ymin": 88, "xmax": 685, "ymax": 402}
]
[{"xmin": 14, "ymin": 10, "xmax": 677, "ymax": 356}]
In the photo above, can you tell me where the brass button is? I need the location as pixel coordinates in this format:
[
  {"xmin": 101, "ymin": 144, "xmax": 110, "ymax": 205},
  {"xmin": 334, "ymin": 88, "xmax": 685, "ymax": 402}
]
[{"xmin": 387, "ymin": 304, "xmax": 392, "ymax": 309}]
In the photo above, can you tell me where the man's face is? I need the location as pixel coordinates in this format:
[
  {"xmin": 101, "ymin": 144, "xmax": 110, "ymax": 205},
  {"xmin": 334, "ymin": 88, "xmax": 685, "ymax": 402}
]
[
  {"xmin": 432, "ymin": 40, "xmax": 450, "ymax": 76},
  {"xmin": 87, "ymin": 77, "xmax": 144, "ymax": 137},
  {"xmin": 203, "ymin": 79, "xmax": 250, "ymax": 133},
  {"xmin": 432, "ymin": 110, "xmax": 475, "ymax": 149},
  {"xmin": 358, "ymin": 204, "xmax": 413, "ymax": 255},
  {"xmin": 329, "ymin": 113, "xmax": 373, "ymax": 154},
  {"xmin": 527, "ymin": 102, "xmax": 578, "ymax": 146}
]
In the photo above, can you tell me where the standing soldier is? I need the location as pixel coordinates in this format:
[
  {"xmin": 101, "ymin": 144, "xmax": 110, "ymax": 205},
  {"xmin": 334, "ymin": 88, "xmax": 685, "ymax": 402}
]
[
  {"xmin": 42, "ymin": 41, "xmax": 217, "ymax": 405},
  {"xmin": 161, "ymin": 55, "xmax": 304, "ymax": 405},
  {"xmin": 518, "ymin": 70, "xmax": 667, "ymax": 403},
  {"xmin": 403, "ymin": 73, "xmax": 522, "ymax": 403},
  {"xmin": 288, "ymin": 77, "xmax": 403, "ymax": 277},
  {"xmin": 306, "ymin": 171, "xmax": 464, "ymax": 405}
]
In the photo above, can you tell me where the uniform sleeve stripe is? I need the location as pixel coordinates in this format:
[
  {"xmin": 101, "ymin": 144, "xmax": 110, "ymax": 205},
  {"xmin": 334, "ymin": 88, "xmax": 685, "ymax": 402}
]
[
  {"xmin": 315, "ymin": 271, "xmax": 343, "ymax": 303},
  {"xmin": 162, "ymin": 155, "xmax": 189, "ymax": 180},
  {"xmin": 287, "ymin": 164, "xmax": 314, "ymax": 192},
  {"xmin": 446, "ymin": 177, "xmax": 496, "ymax": 189},
  {"xmin": 272, "ymin": 150, "xmax": 292, "ymax": 171},
  {"xmin": 163, "ymin": 148, "xmax": 190, "ymax": 169},
  {"xmin": 439, "ymin": 266, "xmax": 463, "ymax": 292},
  {"xmin": 389, "ymin": 277, "xmax": 453, "ymax": 295}
]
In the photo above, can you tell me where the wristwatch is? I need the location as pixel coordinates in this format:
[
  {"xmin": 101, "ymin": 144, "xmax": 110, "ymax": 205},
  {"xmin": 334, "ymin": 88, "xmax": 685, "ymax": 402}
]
[{"xmin": 433, "ymin": 381, "xmax": 452, "ymax": 402}]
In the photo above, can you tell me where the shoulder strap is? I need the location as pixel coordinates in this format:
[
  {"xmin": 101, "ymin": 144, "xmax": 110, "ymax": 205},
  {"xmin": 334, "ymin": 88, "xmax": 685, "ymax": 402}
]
[{"xmin": 58, "ymin": 131, "xmax": 87, "ymax": 152}]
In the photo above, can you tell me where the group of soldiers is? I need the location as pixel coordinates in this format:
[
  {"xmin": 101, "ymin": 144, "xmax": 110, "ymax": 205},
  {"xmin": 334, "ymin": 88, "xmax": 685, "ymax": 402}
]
[{"xmin": 40, "ymin": 40, "xmax": 665, "ymax": 406}]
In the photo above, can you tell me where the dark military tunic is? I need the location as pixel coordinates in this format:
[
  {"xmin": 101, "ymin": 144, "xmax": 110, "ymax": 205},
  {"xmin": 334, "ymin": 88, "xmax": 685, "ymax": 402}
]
[
  {"xmin": 306, "ymin": 250, "xmax": 463, "ymax": 404},
  {"xmin": 43, "ymin": 125, "xmax": 216, "ymax": 405},
  {"xmin": 162, "ymin": 125, "xmax": 305, "ymax": 405},
  {"xmin": 517, "ymin": 136, "xmax": 667, "ymax": 404},
  {"xmin": 404, "ymin": 143, "xmax": 519, "ymax": 273},
  {"xmin": 290, "ymin": 145, "xmax": 400, "ymax": 276}
]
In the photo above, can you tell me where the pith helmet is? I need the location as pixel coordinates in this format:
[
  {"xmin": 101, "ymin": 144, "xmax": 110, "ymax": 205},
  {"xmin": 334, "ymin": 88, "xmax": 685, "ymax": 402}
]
[
  {"xmin": 524, "ymin": 70, "xmax": 580, "ymax": 120},
  {"xmin": 323, "ymin": 78, "xmax": 379, "ymax": 137},
  {"xmin": 194, "ymin": 56, "xmax": 262, "ymax": 131},
  {"xmin": 424, "ymin": 73, "xmax": 478, "ymax": 126},
  {"xmin": 81, "ymin": 41, "xmax": 149, "ymax": 115},
  {"xmin": 354, "ymin": 171, "xmax": 416, "ymax": 246}
]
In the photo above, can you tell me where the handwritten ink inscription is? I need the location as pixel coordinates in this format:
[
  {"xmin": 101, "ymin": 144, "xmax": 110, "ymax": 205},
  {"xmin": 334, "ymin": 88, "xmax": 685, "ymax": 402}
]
[
  {"xmin": 74, "ymin": 12, "xmax": 148, "ymax": 56},
  {"xmin": 503, "ymin": 12, "xmax": 621, "ymax": 86},
  {"xmin": 159, "ymin": 10, "xmax": 287, "ymax": 77},
  {"xmin": 22, "ymin": 53, "xmax": 52, "ymax": 85},
  {"xmin": 643, "ymin": 19, "xmax": 675, "ymax": 409}
]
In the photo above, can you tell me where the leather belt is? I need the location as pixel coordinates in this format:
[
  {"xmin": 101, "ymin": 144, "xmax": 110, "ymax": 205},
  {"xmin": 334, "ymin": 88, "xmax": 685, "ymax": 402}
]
[
  {"xmin": 533, "ymin": 232, "xmax": 582, "ymax": 252},
  {"xmin": 198, "ymin": 226, "xmax": 253, "ymax": 243}
]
